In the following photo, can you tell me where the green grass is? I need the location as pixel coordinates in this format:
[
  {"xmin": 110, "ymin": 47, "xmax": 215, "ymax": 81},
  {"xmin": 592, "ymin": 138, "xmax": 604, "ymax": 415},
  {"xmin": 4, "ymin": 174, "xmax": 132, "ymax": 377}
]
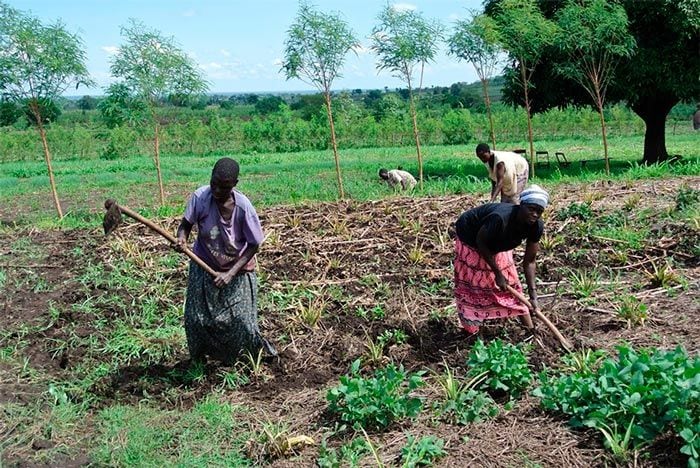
[
  {"xmin": 0, "ymin": 133, "xmax": 697, "ymax": 227},
  {"xmin": 93, "ymin": 396, "xmax": 252, "ymax": 467}
]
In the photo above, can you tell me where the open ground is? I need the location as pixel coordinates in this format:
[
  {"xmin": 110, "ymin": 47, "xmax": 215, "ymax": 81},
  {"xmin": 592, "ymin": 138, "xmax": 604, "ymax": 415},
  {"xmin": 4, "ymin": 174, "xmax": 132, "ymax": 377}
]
[{"xmin": 0, "ymin": 149, "xmax": 698, "ymax": 466}]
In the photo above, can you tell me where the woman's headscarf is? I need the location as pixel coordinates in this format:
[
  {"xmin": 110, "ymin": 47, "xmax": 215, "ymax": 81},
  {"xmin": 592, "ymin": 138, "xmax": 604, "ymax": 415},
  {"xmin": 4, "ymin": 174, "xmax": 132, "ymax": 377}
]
[{"xmin": 520, "ymin": 184, "xmax": 549, "ymax": 208}]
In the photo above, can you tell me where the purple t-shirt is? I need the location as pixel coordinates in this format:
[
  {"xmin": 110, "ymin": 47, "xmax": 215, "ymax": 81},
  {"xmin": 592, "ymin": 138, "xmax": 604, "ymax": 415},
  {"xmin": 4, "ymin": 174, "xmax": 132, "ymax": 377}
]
[{"xmin": 184, "ymin": 186, "xmax": 264, "ymax": 272}]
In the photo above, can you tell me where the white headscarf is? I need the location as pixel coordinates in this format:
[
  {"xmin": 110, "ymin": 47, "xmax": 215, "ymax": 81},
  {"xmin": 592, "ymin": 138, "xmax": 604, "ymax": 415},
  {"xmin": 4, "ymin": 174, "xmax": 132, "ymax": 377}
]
[{"xmin": 520, "ymin": 184, "xmax": 549, "ymax": 208}]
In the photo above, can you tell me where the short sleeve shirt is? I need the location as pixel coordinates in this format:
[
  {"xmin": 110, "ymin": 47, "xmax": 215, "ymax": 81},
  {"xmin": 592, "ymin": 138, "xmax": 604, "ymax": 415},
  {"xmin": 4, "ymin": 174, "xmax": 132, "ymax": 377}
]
[
  {"xmin": 386, "ymin": 170, "xmax": 417, "ymax": 189},
  {"xmin": 455, "ymin": 203, "xmax": 543, "ymax": 253},
  {"xmin": 184, "ymin": 186, "xmax": 264, "ymax": 272}
]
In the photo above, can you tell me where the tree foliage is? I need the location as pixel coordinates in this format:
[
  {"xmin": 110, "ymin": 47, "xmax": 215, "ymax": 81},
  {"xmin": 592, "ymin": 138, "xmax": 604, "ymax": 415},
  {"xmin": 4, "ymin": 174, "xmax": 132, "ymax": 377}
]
[
  {"xmin": 282, "ymin": 2, "xmax": 357, "ymax": 93},
  {"xmin": 488, "ymin": 0, "xmax": 700, "ymax": 164},
  {"xmin": 98, "ymin": 83, "xmax": 147, "ymax": 129},
  {"xmin": 554, "ymin": 0, "xmax": 636, "ymax": 174},
  {"xmin": 448, "ymin": 12, "xmax": 503, "ymax": 148},
  {"xmin": 371, "ymin": 5, "xmax": 443, "ymax": 188},
  {"xmin": 492, "ymin": 0, "xmax": 556, "ymax": 176},
  {"xmin": 0, "ymin": 1, "xmax": 93, "ymax": 217},
  {"xmin": 282, "ymin": 2, "xmax": 358, "ymax": 199},
  {"xmin": 110, "ymin": 19, "xmax": 208, "ymax": 106},
  {"xmin": 110, "ymin": 19, "xmax": 208, "ymax": 205}
]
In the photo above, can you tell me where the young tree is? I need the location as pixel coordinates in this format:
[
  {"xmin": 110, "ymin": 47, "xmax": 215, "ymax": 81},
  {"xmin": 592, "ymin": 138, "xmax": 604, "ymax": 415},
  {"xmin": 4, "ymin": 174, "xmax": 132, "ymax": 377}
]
[
  {"xmin": 371, "ymin": 5, "xmax": 443, "ymax": 189},
  {"xmin": 555, "ymin": 0, "xmax": 635, "ymax": 175},
  {"xmin": 448, "ymin": 12, "xmax": 503, "ymax": 150},
  {"xmin": 488, "ymin": 0, "xmax": 699, "ymax": 164},
  {"xmin": 110, "ymin": 19, "xmax": 208, "ymax": 205},
  {"xmin": 0, "ymin": 2, "xmax": 93, "ymax": 218},
  {"xmin": 491, "ymin": 0, "xmax": 556, "ymax": 177},
  {"xmin": 282, "ymin": 2, "xmax": 358, "ymax": 199}
]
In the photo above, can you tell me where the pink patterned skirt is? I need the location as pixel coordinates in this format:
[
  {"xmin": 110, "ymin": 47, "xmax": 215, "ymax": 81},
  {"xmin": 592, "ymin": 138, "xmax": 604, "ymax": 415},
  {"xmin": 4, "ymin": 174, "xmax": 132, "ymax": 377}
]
[{"xmin": 454, "ymin": 239, "xmax": 528, "ymax": 333}]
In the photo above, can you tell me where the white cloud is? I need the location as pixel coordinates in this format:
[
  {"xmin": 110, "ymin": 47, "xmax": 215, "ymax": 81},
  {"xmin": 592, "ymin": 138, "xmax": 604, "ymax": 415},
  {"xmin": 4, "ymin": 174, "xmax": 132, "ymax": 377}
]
[
  {"xmin": 101, "ymin": 45, "xmax": 119, "ymax": 55},
  {"xmin": 182, "ymin": 9, "xmax": 195, "ymax": 17},
  {"xmin": 392, "ymin": 3, "xmax": 417, "ymax": 12},
  {"xmin": 220, "ymin": 49, "xmax": 231, "ymax": 57},
  {"xmin": 202, "ymin": 62, "xmax": 224, "ymax": 70},
  {"xmin": 272, "ymin": 58, "xmax": 283, "ymax": 66}
]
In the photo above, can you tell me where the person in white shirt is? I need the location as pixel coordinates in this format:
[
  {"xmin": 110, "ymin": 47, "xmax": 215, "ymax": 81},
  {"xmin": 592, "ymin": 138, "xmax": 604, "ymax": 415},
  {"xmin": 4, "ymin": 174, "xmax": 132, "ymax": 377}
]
[
  {"xmin": 379, "ymin": 167, "xmax": 417, "ymax": 191},
  {"xmin": 475, "ymin": 143, "xmax": 529, "ymax": 204}
]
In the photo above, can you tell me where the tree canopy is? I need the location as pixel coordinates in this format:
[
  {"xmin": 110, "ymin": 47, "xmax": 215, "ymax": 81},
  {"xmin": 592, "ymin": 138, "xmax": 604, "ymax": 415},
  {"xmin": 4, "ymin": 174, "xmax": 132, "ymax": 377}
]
[
  {"xmin": 371, "ymin": 5, "xmax": 443, "ymax": 188},
  {"xmin": 0, "ymin": 1, "xmax": 93, "ymax": 217},
  {"xmin": 282, "ymin": 2, "xmax": 358, "ymax": 199},
  {"xmin": 110, "ymin": 19, "xmax": 209, "ymax": 106},
  {"xmin": 487, "ymin": 0, "xmax": 700, "ymax": 164}
]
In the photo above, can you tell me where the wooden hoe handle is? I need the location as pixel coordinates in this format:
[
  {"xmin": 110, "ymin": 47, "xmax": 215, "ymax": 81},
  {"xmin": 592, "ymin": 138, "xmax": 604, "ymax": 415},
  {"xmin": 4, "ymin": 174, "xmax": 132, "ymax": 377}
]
[
  {"xmin": 116, "ymin": 203, "xmax": 218, "ymax": 278},
  {"xmin": 505, "ymin": 285, "xmax": 573, "ymax": 352}
]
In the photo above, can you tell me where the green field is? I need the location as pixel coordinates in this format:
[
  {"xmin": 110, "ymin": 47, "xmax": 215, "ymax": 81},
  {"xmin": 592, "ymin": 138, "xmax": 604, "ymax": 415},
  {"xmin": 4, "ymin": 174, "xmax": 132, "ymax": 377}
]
[
  {"xmin": 0, "ymin": 132, "xmax": 698, "ymax": 467},
  {"xmin": 0, "ymin": 132, "xmax": 698, "ymax": 227}
]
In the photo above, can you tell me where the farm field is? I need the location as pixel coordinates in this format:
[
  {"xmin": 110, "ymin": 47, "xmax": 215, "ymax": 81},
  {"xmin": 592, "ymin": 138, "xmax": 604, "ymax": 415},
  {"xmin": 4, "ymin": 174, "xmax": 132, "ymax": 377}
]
[
  {"xmin": 0, "ymin": 133, "xmax": 698, "ymax": 226},
  {"xmin": 0, "ymin": 137, "xmax": 699, "ymax": 467}
]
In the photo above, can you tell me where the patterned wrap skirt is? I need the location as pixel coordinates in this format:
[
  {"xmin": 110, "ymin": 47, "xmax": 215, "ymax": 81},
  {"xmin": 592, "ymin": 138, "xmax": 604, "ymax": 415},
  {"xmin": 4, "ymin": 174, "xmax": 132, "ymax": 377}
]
[
  {"xmin": 184, "ymin": 261, "xmax": 263, "ymax": 363},
  {"xmin": 453, "ymin": 239, "xmax": 529, "ymax": 333}
]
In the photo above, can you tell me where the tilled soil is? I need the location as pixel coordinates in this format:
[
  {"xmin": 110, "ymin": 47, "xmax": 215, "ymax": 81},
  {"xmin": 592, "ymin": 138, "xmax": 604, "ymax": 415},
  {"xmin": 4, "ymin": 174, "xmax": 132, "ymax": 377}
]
[{"xmin": 0, "ymin": 176, "xmax": 698, "ymax": 467}]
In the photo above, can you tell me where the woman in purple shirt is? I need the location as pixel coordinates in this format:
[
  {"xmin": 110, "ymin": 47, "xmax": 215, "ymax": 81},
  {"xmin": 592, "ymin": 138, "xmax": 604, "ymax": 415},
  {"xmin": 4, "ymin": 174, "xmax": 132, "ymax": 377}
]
[{"xmin": 176, "ymin": 158, "xmax": 274, "ymax": 363}]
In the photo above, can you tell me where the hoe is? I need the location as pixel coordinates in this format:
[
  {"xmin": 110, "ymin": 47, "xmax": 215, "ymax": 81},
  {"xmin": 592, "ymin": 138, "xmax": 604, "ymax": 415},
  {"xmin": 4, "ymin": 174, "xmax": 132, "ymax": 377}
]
[
  {"xmin": 506, "ymin": 285, "xmax": 573, "ymax": 352},
  {"xmin": 102, "ymin": 199, "xmax": 217, "ymax": 277}
]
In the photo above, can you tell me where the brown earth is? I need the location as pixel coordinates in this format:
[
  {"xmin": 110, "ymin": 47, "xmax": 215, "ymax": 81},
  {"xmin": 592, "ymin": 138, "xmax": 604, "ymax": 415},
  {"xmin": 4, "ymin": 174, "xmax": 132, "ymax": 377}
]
[{"xmin": 0, "ymin": 176, "xmax": 698, "ymax": 467}]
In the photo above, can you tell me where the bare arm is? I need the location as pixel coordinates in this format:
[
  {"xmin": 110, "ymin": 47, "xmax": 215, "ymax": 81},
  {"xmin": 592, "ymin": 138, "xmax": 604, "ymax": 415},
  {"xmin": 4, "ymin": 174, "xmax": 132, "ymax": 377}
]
[
  {"xmin": 523, "ymin": 240, "xmax": 540, "ymax": 311},
  {"xmin": 476, "ymin": 225, "xmax": 507, "ymax": 290},
  {"xmin": 214, "ymin": 244, "xmax": 259, "ymax": 288},
  {"xmin": 491, "ymin": 162, "xmax": 505, "ymax": 202},
  {"xmin": 176, "ymin": 218, "xmax": 193, "ymax": 248}
]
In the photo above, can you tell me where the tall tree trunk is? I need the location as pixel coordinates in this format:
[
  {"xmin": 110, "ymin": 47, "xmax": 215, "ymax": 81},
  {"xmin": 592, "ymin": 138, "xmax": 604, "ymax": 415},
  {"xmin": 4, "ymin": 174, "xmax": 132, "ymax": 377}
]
[
  {"xmin": 324, "ymin": 92, "xmax": 344, "ymax": 199},
  {"xmin": 480, "ymin": 78, "xmax": 496, "ymax": 150},
  {"xmin": 32, "ymin": 104, "xmax": 63, "ymax": 218},
  {"xmin": 521, "ymin": 64, "xmax": 535, "ymax": 178},
  {"xmin": 598, "ymin": 107, "xmax": 610, "ymax": 175},
  {"xmin": 631, "ymin": 94, "xmax": 677, "ymax": 165},
  {"xmin": 153, "ymin": 117, "xmax": 165, "ymax": 206},
  {"xmin": 408, "ymin": 88, "xmax": 424, "ymax": 190}
]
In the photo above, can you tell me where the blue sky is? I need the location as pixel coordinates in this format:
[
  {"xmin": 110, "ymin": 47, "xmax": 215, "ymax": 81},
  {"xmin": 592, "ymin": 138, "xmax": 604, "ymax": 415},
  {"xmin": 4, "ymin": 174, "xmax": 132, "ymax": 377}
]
[{"xmin": 9, "ymin": 0, "xmax": 485, "ymax": 95}]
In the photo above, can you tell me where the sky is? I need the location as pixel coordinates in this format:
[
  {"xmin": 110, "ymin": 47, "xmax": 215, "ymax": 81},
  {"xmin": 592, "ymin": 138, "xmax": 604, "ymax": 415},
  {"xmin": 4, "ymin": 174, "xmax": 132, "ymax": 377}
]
[{"xmin": 8, "ymin": 0, "xmax": 485, "ymax": 95}]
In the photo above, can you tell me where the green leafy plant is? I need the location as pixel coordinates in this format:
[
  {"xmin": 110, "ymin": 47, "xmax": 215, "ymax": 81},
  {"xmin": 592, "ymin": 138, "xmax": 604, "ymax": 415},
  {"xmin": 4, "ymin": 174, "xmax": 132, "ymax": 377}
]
[
  {"xmin": 317, "ymin": 437, "xmax": 369, "ymax": 468},
  {"xmin": 556, "ymin": 201, "xmax": 593, "ymax": 221},
  {"xmin": 534, "ymin": 345, "xmax": 700, "ymax": 466},
  {"xmin": 467, "ymin": 339, "xmax": 532, "ymax": 398},
  {"xmin": 400, "ymin": 434, "xmax": 446, "ymax": 468},
  {"xmin": 355, "ymin": 305, "xmax": 386, "ymax": 321},
  {"xmin": 377, "ymin": 329, "xmax": 408, "ymax": 347},
  {"xmin": 327, "ymin": 359, "xmax": 424, "ymax": 431}
]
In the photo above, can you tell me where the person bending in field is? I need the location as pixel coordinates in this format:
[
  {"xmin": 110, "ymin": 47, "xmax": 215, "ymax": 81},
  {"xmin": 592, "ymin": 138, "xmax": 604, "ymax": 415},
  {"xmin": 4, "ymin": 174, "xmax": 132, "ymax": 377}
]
[
  {"xmin": 176, "ymin": 157, "xmax": 275, "ymax": 364},
  {"xmin": 453, "ymin": 184, "xmax": 549, "ymax": 334},
  {"xmin": 475, "ymin": 143, "xmax": 529, "ymax": 204},
  {"xmin": 379, "ymin": 167, "xmax": 417, "ymax": 191}
]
